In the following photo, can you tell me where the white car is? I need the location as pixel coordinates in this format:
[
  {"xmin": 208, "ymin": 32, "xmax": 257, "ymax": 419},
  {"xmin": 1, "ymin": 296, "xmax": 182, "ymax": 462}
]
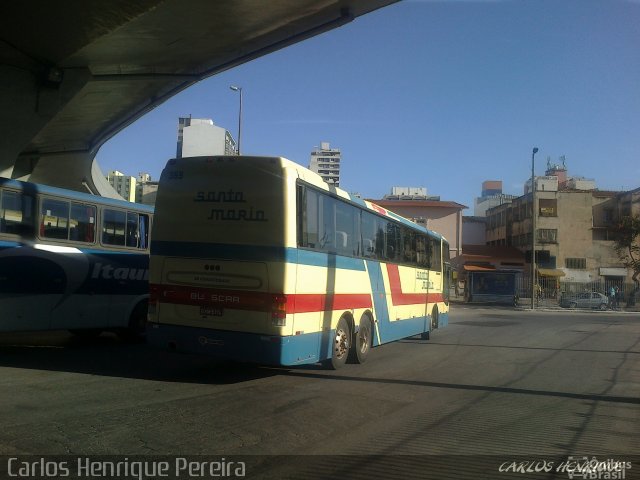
[{"xmin": 560, "ymin": 292, "xmax": 609, "ymax": 310}]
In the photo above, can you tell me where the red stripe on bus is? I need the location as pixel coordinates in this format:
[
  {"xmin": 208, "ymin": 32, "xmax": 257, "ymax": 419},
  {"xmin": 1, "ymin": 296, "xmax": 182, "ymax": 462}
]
[
  {"xmin": 153, "ymin": 284, "xmax": 272, "ymax": 311},
  {"xmin": 386, "ymin": 264, "xmax": 444, "ymax": 305},
  {"xmin": 289, "ymin": 294, "xmax": 372, "ymax": 313},
  {"xmin": 371, "ymin": 204, "xmax": 387, "ymax": 215},
  {"xmin": 152, "ymin": 284, "xmax": 372, "ymax": 314}
]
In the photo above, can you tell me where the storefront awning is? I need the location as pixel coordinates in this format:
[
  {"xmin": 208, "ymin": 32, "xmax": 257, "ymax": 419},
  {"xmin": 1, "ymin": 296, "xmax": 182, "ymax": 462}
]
[
  {"xmin": 600, "ymin": 267, "xmax": 627, "ymax": 277},
  {"xmin": 538, "ymin": 268, "xmax": 566, "ymax": 277},
  {"xmin": 463, "ymin": 265, "xmax": 496, "ymax": 271}
]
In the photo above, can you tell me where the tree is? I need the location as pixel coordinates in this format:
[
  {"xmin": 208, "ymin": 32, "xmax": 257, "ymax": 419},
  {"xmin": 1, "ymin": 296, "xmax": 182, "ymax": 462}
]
[{"xmin": 613, "ymin": 214, "xmax": 640, "ymax": 289}]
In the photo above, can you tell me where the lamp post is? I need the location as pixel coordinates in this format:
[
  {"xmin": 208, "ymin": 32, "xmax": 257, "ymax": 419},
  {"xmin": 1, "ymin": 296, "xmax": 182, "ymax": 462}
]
[
  {"xmin": 229, "ymin": 85, "xmax": 242, "ymax": 155},
  {"xmin": 531, "ymin": 147, "xmax": 539, "ymax": 309}
]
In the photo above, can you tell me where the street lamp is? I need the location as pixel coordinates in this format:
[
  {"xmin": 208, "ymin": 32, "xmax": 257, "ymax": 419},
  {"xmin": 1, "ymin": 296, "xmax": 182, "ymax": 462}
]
[
  {"xmin": 531, "ymin": 147, "xmax": 539, "ymax": 309},
  {"xmin": 229, "ymin": 85, "xmax": 242, "ymax": 155}
]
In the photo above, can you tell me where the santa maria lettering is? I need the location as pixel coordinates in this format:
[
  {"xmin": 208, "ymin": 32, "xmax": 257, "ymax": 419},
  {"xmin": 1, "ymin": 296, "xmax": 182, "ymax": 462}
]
[
  {"xmin": 194, "ymin": 190, "xmax": 246, "ymax": 203},
  {"xmin": 207, "ymin": 208, "xmax": 267, "ymax": 222},
  {"xmin": 195, "ymin": 189, "xmax": 268, "ymax": 222}
]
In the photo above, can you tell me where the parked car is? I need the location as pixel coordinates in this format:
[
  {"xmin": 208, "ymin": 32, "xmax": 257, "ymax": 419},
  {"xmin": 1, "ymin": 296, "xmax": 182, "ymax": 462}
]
[{"xmin": 559, "ymin": 292, "xmax": 609, "ymax": 310}]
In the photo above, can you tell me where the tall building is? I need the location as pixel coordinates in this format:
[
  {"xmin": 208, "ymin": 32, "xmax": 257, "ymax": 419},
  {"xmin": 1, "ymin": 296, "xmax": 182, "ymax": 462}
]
[
  {"xmin": 176, "ymin": 116, "xmax": 237, "ymax": 158},
  {"xmin": 309, "ymin": 142, "xmax": 341, "ymax": 186},
  {"xmin": 474, "ymin": 180, "xmax": 516, "ymax": 216},
  {"xmin": 106, "ymin": 170, "xmax": 136, "ymax": 202},
  {"xmin": 135, "ymin": 172, "xmax": 159, "ymax": 205}
]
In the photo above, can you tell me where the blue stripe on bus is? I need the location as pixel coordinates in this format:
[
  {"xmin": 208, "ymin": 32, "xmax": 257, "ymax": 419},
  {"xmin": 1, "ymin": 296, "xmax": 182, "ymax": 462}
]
[
  {"xmin": 365, "ymin": 260, "xmax": 435, "ymax": 344},
  {"xmin": 151, "ymin": 241, "xmax": 366, "ymax": 271},
  {"xmin": 148, "ymin": 309, "xmax": 448, "ymax": 367},
  {"xmin": 365, "ymin": 260, "xmax": 388, "ymax": 347},
  {"xmin": 148, "ymin": 323, "xmax": 322, "ymax": 366}
]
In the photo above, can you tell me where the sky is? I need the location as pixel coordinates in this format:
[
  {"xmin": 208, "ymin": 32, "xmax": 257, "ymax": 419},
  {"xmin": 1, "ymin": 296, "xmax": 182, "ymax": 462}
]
[{"xmin": 97, "ymin": 0, "xmax": 640, "ymax": 212}]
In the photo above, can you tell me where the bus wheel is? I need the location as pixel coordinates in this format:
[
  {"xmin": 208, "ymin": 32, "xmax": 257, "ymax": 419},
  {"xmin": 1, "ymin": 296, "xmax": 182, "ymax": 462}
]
[
  {"xmin": 324, "ymin": 316, "xmax": 351, "ymax": 370},
  {"xmin": 348, "ymin": 314, "xmax": 372, "ymax": 364},
  {"xmin": 118, "ymin": 302, "xmax": 148, "ymax": 342}
]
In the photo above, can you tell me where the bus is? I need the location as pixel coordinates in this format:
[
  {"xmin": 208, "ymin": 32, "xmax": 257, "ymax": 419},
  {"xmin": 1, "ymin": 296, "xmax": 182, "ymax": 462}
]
[
  {"xmin": 0, "ymin": 178, "xmax": 153, "ymax": 338},
  {"xmin": 148, "ymin": 156, "xmax": 450, "ymax": 368}
]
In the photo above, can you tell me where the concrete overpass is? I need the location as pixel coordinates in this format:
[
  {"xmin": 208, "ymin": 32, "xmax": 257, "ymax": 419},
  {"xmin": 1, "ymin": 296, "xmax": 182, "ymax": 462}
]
[{"xmin": 1, "ymin": 0, "xmax": 396, "ymax": 198}]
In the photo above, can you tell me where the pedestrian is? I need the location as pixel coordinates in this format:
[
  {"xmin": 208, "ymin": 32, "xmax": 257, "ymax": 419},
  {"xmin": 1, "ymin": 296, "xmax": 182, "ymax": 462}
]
[
  {"xmin": 614, "ymin": 286, "xmax": 620, "ymax": 309},
  {"xmin": 609, "ymin": 286, "xmax": 616, "ymax": 309}
]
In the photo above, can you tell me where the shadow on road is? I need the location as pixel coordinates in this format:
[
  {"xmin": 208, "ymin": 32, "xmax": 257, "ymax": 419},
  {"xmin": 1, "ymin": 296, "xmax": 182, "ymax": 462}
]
[{"xmin": 0, "ymin": 330, "xmax": 277, "ymax": 385}]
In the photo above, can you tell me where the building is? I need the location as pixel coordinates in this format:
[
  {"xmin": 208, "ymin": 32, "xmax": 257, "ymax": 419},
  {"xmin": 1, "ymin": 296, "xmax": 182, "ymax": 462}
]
[
  {"xmin": 383, "ymin": 186, "xmax": 440, "ymax": 201},
  {"xmin": 309, "ymin": 142, "xmax": 341, "ymax": 186},
  {"xmin": 485, "ymin": 159, "xmax": 636, "ymax": 285},
  {"xmin": 462, "ymin": 216, "xmax": 487, "ymax": 245},
  {"xmin": 106, "ymin": 170, "xmax": 136, "ymax": 202},
  {"xmin": 176, "ymin": 116, "xmax": 237, "ymax": 158},
  {"xmin": 135, "ymin": 172, "xmax": 159, "ymax": 205},
  {"xmin": 474, "ymin": 180, "xmax": 516, "ymax": 217},
  {"xmin": 368, "ymin": 188, "xmax": 466, "ymax": 263}
]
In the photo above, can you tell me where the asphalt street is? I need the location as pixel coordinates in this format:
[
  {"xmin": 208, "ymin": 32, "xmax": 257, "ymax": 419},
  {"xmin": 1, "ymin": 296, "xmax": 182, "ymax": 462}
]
[{"xmin": 1, "ymin": 305, "xmax": 638, "ymax": 479}]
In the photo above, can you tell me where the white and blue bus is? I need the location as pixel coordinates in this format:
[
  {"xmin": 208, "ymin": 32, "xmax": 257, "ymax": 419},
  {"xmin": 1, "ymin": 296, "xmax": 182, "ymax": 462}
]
[
  {"xmin": 0, "ymin": 178, "xmax": 153, "ymax": 338},
  {"xmin": 148, "ymin": 156, "xmax": 450, "ymax": 368}
]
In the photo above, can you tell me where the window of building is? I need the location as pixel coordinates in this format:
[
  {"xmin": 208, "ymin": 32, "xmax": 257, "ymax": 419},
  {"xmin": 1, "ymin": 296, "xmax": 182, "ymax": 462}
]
[
  {"xmin": 565, "ymin": 257, "xmax": 586, "ymax": 269},
  {"xmin": 539, "ymin": 198, "xmax": 557, "ymax": 217},
  {"xmin": 537, "ymin": 228, "xmax": 557, "ymax": 243}
]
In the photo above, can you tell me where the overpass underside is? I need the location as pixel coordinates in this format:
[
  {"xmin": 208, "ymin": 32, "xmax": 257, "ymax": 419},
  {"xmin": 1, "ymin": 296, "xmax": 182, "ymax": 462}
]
[{"xmin": 1, "ymin": 0, "xmax": 396, "ymax": 197}]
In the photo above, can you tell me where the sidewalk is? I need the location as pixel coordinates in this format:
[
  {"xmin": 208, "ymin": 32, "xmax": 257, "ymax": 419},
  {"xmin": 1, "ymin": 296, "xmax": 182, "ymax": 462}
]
[{"xmin": 450, "ymin": 292, "xmax": 640, "ymax": 313}]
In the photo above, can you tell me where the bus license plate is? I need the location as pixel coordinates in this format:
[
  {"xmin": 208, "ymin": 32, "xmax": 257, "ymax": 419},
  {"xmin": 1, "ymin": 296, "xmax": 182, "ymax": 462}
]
[{"xmin": 200, "ymin": 306, "xmax": 223, "ymax": 317}]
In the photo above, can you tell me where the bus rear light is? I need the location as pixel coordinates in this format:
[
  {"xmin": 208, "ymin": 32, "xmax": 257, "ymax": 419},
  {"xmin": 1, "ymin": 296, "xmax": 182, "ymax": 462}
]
[{"xmin": 271, "ymin": 294, "xmax": 287, "ymax": 326}]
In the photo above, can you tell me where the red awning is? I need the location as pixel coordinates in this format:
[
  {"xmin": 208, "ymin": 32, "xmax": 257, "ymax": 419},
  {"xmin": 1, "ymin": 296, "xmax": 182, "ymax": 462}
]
[{"xmin": 463, "ymin": 265, "xmax": 496, "ymax": 272}]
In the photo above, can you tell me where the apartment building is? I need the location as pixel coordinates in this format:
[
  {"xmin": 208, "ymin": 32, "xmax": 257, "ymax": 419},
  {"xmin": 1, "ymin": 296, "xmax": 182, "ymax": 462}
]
[
  {"xmin": 309, "ymin": 142, "xmax": 341, "ymax": 186},
  {"xmin": 106, "ymin": 170, "xmax": 136, "ymax": 202},
  {"xmin": 486, "ymin": 185, "xmax": 635, "ymax": 284}
]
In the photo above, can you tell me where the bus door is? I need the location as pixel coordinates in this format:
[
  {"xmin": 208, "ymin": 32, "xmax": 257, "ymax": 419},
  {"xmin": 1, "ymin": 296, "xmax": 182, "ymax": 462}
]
[
  {"xmin": 443, "ymin": 262, "xmax": 451, "ymax": 305},
  {"xmin": 415, "ymin": 235, "xmax": 431, "ymax": 332}
]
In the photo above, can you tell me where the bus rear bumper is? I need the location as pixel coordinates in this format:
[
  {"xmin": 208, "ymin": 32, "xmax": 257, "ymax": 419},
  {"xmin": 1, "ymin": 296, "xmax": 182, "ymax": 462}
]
[{"xmin": 147, "ymin": 323, "xmax": 321, "ymax": 366}]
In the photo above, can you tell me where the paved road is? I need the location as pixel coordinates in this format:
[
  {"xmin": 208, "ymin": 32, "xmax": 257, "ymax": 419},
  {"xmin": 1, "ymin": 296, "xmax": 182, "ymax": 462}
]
[{"xmin": 1, "ymin": 306, "xmax": 639, "ymax": 478}]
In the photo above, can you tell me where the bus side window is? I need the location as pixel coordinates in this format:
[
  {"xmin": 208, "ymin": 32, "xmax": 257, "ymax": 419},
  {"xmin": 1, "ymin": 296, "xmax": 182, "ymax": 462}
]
[
  {"xmin": 139, "ymin": 214, "xmax": 150, "ymax": 249},
  {"xmin": 40, "ymin": 198, "xmax": 70, "ymax": 240},
  {"xmin": 126, "ymin": 212, "xmax": 139, "ymax": 247},
  {"xmin": 385, "ymin": 222, "xmax": 401, "ymax": 261},
  {"xmin": 1, "ymin": 189, "xmax": 35, "ymax": 236},
  {"xmin": 102, "ymin": 209, "xmax": 126, "ymax": 246},
  {"xmin": 299, "ymin": 187, "xmax": 320, "ymax": 249},
  {"xmin": 70, "ymin": 203, "xmax": 96, "ymax": 243}
]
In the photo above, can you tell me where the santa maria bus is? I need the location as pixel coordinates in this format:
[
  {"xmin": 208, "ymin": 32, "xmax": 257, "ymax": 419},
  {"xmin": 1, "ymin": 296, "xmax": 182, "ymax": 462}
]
[
  {"xmin": 148, "ymin": 155, "xmax": 451, "ymax": 368},
  {"xmin": 0, "ymin": 178, "xmax": 153, "ymax": 338}
]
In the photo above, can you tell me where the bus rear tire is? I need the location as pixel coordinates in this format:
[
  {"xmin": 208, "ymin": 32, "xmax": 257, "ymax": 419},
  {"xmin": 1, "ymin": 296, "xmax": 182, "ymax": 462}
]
[
  {"xmin": 323, "ymin": 316, "xmax": 350, "ymax": 370},
  {"xmin": 348, "ymin": 313, "xmax": 372, "ymax": 364}
]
